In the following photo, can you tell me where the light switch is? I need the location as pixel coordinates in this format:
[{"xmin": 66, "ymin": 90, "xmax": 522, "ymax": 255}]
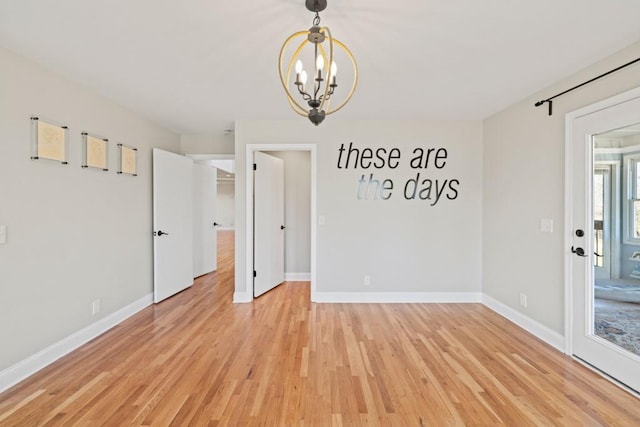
[
  {"xmin": 0, "ymin": 225, "xmax": 6, "ymax": 244},
  {"xmin": 541, "ymin": 218, "xmax": 553, "ymax": 233}
]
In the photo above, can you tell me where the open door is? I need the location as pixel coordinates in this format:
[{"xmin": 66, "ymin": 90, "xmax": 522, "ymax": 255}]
[
  {"xmin": 193, "ymin": 163, "xmax": 217, "ymax": 277},
  {"xmin": 253, "ymin": 151, "xmax": 285, "ymax": 297},
  {"xmin": 153, "ymin": 148, "xmax": 194, "ymax": 303},
  {"xmin": 568, "ymin": 90, "xmax": 640, "ymax": 393}
]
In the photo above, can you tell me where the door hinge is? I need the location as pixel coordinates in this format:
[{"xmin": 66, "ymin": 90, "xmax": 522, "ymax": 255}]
[
  {"xmin": 253, "ymin": 270, "xmax": 257, "ymax": 278},
  {"xmin": 253, "ymin": 163, "xmax": 257, "ymax": 171}
]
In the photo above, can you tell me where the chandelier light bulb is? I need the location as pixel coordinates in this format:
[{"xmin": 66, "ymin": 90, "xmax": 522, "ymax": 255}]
[
  {"xmin": 330, "ymin": 61, "xmax": 337, "ymax": 85},
  {"xmin": 316, "ymin": 55, "xmax": 324, "ymax": 70},
  {"xmin": 295, "ymin": 60, "xmax": 303, "ymax": 74},
  {"xmin": 300, "ymin": 70, "xmax": 308, "ymax": 86}
]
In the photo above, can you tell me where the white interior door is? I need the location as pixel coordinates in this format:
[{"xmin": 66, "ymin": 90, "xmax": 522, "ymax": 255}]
[
  {"xmin": 193, "ymin": 163, "xmax": 217, "ymax": 277},
  {"xmin": 153, "ymin": 148, "xmax": 194, "ymax": 303},
  {"xmin": 569, "ymin": 91, "xmax": 640, "ymax": 393},
  {"xmin": 254, "ymin": 151, "xmax": 285, "ymax": 297}
]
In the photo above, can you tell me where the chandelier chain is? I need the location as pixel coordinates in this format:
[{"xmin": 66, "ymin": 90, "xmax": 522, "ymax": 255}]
[{"xmin": 313, "ymin": 12, "xmax": 320, "ymax": 26}]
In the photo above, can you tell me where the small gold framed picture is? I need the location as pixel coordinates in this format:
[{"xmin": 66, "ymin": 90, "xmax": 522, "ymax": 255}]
[
  {"xmin": 30, "ymin": 116, "xmax": 69, "ymax": 164},
  {"xmin": 117, "ymin": 143, "xmax": 137, "ymax": 176},
  {"xmin": 81, "ymin": 132, "xmax": 109, "ymax": 171}
]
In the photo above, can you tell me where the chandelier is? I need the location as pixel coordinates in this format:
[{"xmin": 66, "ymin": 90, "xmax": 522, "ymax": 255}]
[{"xmin": 278, "ymin": 0, "xmax": 358, "ymax": 126}]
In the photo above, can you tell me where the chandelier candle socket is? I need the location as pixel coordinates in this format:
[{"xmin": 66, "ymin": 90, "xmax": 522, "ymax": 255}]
[{"xmin": 279, "ymin": 0, "xmax": 358, "ymax": 126}]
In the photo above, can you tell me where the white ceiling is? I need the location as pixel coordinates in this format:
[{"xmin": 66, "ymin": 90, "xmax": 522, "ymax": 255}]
[{"xmin": 1, "ymin": 1, "xmax": 639, "ymax": 135}]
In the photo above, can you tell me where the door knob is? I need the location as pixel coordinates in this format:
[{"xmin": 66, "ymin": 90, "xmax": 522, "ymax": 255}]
[
  {"xmin": 154, "ymin": 230, "xmax": 169, "ymax": 237},
  {"xmin": 213, "ymin": 222, "xmax": 220, "ymax": 227},
  {"xmin": 280, "ymin": 225, "xmax": 286, "ymax": 230},
  {"xmin": 571, "ymin": 246, "xmax": 587, "ymax": 257}
]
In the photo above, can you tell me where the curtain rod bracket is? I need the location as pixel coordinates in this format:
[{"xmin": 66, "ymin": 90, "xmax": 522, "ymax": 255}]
[{"xmin": 534, "ymin": 100, "xmax": 553, "ymax": 115}]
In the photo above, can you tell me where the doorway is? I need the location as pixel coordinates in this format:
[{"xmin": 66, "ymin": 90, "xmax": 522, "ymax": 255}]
[
  {"xmin": 566, "ymin": 86, "xmax": 640, "ymax": 393},
  {"xmin": 187, "ymin": 154, "xmax": 236, "ymax": 281},
  {"xmin": 215, "ymin": 166, "xmax": 236, "ymax": 272},
  {"xmin": 245, "ymin": 144, "xmax": 317, "ymax": 302}
]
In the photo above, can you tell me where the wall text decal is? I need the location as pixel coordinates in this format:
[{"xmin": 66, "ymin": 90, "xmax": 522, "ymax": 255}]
[{"xmin": 336, "ymin": 142, "xmax": 460, "ymax": 205}]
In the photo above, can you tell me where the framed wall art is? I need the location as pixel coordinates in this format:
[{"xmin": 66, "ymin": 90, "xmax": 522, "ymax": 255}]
[
  {"xmin": 30, "ymin": 116, "xmax": 69, "ymax": 164},
  {"xmin": 117, "ymin": 143, "xmax": 137, "ymax": 176},
  {"xmin": 81, "ymin": 132, "xmax": 109, "ymax": 171}
]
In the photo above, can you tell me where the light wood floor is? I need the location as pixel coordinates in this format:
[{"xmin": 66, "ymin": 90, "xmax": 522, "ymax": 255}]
[{"xmin": 1, "ymin": 230, "xmax": 639, "ymax": 425}]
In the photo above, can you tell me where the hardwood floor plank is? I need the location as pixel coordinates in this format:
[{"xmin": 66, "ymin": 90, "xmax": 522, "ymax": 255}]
[
  {"xmin": 0, "ymin": 389, "xmax": 45, "ymax": 423},
  {"xmin": 1, "ymin": 230, "xmax": 640, "ymax": 425}
]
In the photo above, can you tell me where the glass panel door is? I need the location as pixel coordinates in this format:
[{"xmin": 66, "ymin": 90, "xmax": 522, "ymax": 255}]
[
  {"xmin": 570, "ymin": 92, "xmax": 640, "ymax": 393},
  {"xmin": 592, "ymin": 139, "xmax": 639, "ymax": 359}
]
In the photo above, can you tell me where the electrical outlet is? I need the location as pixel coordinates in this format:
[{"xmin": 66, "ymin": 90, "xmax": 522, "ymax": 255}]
[
  {"xmin": 92, "ymin": 299, "xmax": 101, "ymax": 315},
  {"xmin": 519, "ymin": 293, "xmax": 528, "ymax": 308},
  {"xmin": 364, "ymin": 275, "xmax": 371, "ymax": 286},
  {"xmin": 540, "ymin": 218, "xmax": 553, "ymax": 233}
]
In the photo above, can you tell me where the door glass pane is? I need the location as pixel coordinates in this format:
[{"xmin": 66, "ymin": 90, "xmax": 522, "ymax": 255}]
[
  {"xmin": 636, "ymin": 162, "xmax": 640, "ymax": 199},
  {"xmin": 635, "ymin": 199, "xmax": 640, "ymax": 239},
  {"xmin": 593, "ymin": 127, "xmax": 640, "ymax": 357},
  {"xmin": 593, "ymin": 170, "xmax": 604, "ymax": 267}
]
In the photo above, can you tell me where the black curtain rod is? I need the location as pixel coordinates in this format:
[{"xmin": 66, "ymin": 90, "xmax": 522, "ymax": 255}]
[{"xmin": 534, "ymin": 57, "xmax": 640, "ymax": 116}]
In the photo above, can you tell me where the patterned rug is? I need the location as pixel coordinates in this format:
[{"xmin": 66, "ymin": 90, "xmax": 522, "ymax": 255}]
[{"xmin": 594, "ymin": 299, "xmax": 640, "ymax": 356}]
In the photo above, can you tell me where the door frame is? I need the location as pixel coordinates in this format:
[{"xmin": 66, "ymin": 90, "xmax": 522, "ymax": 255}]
[
  {"xmin": 186, "ymin": 154, "xmax": 235, "ymax": 169},
  {"xmin": 245, "ymin": 144, "xmax": 317, "ymax": 301},
  {"xmin": 564, "ymin": 85, "xmax": 640, "ymax": 356}
]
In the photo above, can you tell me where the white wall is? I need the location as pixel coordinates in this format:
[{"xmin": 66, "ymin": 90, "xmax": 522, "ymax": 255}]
[
  {"xmin": 483, "ymin": 41, "xmax": 640, "ymax": 334},
  {"xmin": 0, "ymin": 46, "xmax": 180, "ymax": 372},
  {"xmin": 269, "ymin": 151, "xmax": 311, "ymax": 275},
  {"xmin": 235, "ymin": 120, "xmax": 483, "ymax": 300},
  {"xmin": 181, "ymin": 133, "xmax": 234, "ymax": 154}
]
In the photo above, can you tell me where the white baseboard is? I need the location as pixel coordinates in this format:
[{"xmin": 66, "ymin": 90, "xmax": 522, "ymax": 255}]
[
  {"xmin": 233, "ymin": 291, "xmax": 253, "ymax": 303},
  {"xmin": 284, "ymin": 273, "xmax": 311, "ymax": 281},
  {"xmin": 0, "ymin": 289, "xmax": 567, "ymax": 395},
  {"xmin": 311, "ymin": 292, "xmax": 565, "ymax": 353},
  {"xmin": 312, "ymin": 292, "xmax": 482, "ymax": 303},
  {"xmin": 0, "ymin": 293, "xmax": 152, "ymax": 394},
  {"xmin": 482, "ymin": 294, "xmax": 565, "ymax": 352}
]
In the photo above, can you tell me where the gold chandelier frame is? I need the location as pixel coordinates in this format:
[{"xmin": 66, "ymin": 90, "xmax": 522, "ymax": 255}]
[
  {"xmin": 278, "ymin": 29, "xmax": 358, "ymax": 117},
  {"xmin": 278, "ymin": 0, "xmax": 357, "ymax": 125}
]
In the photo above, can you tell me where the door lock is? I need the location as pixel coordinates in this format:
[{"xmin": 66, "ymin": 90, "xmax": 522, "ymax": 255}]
[{"xmin": 571, "ymin": 246, "xmax": 587, "ymax": 257}]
